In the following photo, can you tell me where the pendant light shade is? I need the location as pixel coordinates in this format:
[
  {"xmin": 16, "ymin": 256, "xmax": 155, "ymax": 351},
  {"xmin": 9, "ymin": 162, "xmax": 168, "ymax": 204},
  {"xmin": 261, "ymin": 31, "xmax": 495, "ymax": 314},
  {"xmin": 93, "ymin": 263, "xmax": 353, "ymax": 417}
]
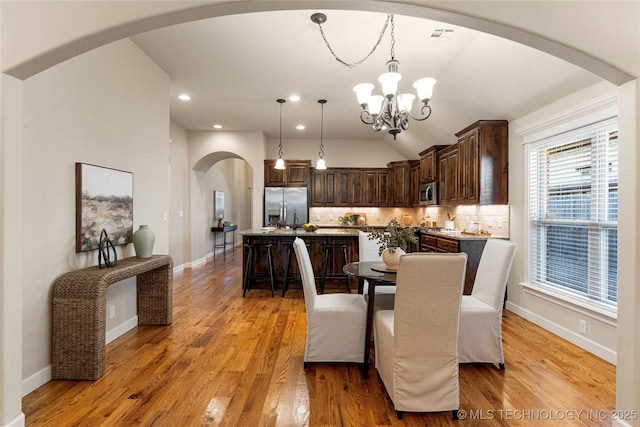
[
  {"xmin": 316, "ymin": 99, "xmax": 327, "ymax": 169},
  {"xmin": 275, "ymin": 98, "xmax": 286, "ymax": 170}
]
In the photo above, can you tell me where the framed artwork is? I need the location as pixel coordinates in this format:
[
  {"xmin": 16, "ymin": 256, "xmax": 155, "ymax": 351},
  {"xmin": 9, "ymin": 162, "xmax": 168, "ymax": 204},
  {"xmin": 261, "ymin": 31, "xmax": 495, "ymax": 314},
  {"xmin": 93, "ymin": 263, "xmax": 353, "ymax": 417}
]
[
  {"xmin": 214, "ymin": 190, "xmax": 224, "ymax": 220},
  {"xmin": 76, "ymin": 163, "xmax": 133, "ymax": 252}
]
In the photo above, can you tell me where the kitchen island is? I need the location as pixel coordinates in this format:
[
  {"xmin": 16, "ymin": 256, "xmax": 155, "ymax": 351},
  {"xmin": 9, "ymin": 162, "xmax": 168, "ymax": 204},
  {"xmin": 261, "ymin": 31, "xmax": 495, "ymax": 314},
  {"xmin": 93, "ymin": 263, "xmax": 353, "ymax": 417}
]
[{"xmin": 242, "ymin": 228, "xmax": 361, "ymax": 293}]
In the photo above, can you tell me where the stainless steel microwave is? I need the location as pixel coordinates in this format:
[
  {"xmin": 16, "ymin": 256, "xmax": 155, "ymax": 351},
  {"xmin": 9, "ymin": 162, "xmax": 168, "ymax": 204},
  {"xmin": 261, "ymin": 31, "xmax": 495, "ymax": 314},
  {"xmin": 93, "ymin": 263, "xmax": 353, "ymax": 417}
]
[{"xmin": 419, "ymin": 182, "xmax": 439, "ymax": 206}]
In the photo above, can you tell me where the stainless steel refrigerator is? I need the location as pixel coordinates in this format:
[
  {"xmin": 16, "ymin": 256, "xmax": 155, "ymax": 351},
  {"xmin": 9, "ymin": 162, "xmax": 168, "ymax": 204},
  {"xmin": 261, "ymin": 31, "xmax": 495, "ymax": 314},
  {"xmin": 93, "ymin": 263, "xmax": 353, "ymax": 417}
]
[{"xmin": 264, "ymin": 187, "xmax": 308, "ymax": 227}]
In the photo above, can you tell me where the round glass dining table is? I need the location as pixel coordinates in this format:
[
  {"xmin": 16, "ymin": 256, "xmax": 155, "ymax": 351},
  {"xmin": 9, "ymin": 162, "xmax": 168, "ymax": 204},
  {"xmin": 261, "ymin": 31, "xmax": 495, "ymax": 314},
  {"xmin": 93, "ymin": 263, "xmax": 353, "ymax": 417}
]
[{"xmin": 343, "ymin": 261, "xmax": 397, "ymax": 377}]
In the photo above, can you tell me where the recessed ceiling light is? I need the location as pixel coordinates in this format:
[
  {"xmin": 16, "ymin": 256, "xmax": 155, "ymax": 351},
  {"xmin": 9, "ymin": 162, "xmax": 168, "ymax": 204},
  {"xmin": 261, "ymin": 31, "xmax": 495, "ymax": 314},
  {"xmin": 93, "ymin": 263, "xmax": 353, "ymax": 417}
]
[
  {"xmin": 289, "ymin": 95, "xmax": 301, "ymax": 102},
  {"xmin": 213, "ymin": 124, "xmax": 223, "ymax": 129},
  {"xmin": 178, "ymin": 94, "xmax": 191, "ymax": 101},
  {"xmin": 296, "ymin": 124, "xmax": 306, "ymax": 130}
]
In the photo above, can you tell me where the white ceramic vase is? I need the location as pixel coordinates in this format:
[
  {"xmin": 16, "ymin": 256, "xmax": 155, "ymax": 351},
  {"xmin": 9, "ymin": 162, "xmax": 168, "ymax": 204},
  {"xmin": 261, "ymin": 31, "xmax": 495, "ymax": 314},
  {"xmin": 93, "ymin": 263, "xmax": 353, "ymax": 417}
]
[
  {"xmin": 382, "ymin": 247, "xmax": 405, "ymax": 271},
  {"xmin": 132, "ymin": 225, "xmax": 155, "ymax": 258}
]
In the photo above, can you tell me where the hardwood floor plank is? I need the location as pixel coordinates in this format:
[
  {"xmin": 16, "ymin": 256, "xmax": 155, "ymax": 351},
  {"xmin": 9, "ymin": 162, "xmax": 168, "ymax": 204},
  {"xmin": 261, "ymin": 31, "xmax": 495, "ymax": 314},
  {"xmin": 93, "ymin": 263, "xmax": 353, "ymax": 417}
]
[{"xmin": 23, "ymin": 248, "xmax": 616, "ymax": 426}]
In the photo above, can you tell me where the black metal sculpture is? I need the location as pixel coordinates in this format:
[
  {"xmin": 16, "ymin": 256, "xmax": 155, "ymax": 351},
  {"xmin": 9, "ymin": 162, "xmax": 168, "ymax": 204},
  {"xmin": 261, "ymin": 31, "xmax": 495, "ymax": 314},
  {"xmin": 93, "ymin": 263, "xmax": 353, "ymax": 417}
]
[{"xmin": 98, "ymin": 229, "xmax": 117, "ymax": 268}]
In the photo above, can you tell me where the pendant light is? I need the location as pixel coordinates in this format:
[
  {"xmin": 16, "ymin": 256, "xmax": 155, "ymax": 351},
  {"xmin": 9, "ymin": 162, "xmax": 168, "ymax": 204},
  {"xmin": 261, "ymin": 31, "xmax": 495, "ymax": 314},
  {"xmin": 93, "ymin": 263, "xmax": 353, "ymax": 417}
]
[
  {"xmin": 316, "ymin": 99, "xmax": 327, "ymax": 170},
  {"xmin": 274, "ymin": 98, "xmax": 286, "ymax": 170}
]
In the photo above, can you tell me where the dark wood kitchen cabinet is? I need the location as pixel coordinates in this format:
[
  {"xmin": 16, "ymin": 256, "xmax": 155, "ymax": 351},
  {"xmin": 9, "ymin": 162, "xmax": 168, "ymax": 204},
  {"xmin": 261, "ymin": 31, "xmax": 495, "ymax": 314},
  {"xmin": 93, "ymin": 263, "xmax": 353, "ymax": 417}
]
[
  {"xmin": 311, "ymin": 168, "xmax": 364, "ymax": 207},
  {"xmin": 335, "ymin": 169, "xmax": 364, "ymax": 206},
  {"xmin": 456, "ymin": 120, "xmax": 509, "ymax": 205},
  {"xmin": 438, "ymin": 144, "xmax": 460, "ymax": 204},
  {"xmin": 420, "ymin": 233, "xmax": 488, "ymax": 294},
  {"xmin": 419, "ymin": 145, "xmax": 448, "ymax": 183},
  {"xmin": 410, "ymin": 161, "xmax": 420, "ymax": 206},
  {"xmin": 387, "ymin": 160, "xmax": 416, "ymax": 207},
  {"xmin": 363, "ymin": 169, "xmax": 390, "ymax": 206},
  {"xmin": 310, "ymin": 169, "xmax": 335, "ymax": 206},
  {"xmin": 264, "ymin": 160, "xmax": 311, "ymax": 187}
]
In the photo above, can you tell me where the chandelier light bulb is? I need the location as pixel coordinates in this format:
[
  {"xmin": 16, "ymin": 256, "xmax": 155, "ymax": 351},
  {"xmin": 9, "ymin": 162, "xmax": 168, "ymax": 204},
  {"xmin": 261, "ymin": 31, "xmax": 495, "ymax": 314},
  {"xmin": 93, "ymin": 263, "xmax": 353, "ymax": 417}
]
[
  {"xmin": 353, "ymin": 83, "xmax": 374, "ymax": 106},
  {"xmin": 316, "ymin": 158, "xmax": 327, "ymax": 170},
  {"xmin": 274, "ymin": 158, "xmax": 285, "ymax": 170},
  {"xmin": 399, "ymin": 93, "xmax": 415, "ymax": 113},
  {"xmin": 378, "ymin": 71, "xmax": 401, "ymax": 97},
  {"xmin": 413, "ymin": 77, "xmax": 437, "ymax": 102},
  {"xmin": 368, "ymin": 95, "xmax": 385, "ymax": 115}
]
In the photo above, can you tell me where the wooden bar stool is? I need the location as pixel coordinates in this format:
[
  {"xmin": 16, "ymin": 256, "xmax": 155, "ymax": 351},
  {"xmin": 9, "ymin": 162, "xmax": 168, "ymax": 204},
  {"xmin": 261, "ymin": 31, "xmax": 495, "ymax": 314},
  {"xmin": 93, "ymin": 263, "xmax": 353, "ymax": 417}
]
[
  {"xmin": 282, "ymin": 240, "xmax": 311, "ymax": 296},
  {"xmin": 320, "ymin": 241, "xmax": 351, "ymax": 294},
  {"xmin": 243, "ymin": 242, "xmax": 276, "ymax": 297}
]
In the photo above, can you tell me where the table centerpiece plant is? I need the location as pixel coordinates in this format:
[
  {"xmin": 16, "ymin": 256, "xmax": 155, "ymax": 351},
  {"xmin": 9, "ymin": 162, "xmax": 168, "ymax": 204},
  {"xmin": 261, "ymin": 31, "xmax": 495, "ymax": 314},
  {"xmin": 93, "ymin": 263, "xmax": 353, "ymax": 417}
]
[{"xmin": 367, "ymin": 218, "xmax": 418, "ymax": 271}]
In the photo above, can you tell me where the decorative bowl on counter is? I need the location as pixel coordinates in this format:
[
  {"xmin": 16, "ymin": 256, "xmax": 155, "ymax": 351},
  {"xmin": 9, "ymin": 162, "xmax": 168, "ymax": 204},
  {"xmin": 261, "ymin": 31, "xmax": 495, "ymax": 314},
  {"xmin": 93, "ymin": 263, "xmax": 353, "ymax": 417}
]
[{"xmin": 302, "ymin": 223, "xmax": 318, "ymax": 232}]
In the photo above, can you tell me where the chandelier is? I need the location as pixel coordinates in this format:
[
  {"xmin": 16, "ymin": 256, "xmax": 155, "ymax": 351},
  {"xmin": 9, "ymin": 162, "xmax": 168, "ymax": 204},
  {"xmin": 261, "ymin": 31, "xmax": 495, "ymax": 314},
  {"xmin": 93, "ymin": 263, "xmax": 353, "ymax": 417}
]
[{"xmin": 311, "ymin": 13, "xmax": 436, "ymax": 139}]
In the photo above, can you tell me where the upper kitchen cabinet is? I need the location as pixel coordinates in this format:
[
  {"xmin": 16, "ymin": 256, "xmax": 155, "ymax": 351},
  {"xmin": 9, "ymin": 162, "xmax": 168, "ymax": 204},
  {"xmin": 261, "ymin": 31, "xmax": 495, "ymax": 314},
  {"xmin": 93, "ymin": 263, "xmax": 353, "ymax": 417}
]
[
  {"xmin": 264, "ymin": 160, "xmax": 311, "ymax": 187},
  {"xmin": 410, "ymin": 161, "xmax": 420, "ymax": 207},
  {"xmin": 438, "ymin": 144, "xmax": 460, "ymax": 204},
  {"xmin": 335, "ymin": 169, "xmax": 364, "ymax": 206},
  {"xmin": 310, "ymin": 168, "xmax": 364, "ymax": 207},
  {"xmin": 363, "ymin": 169, "xmax": 390, "ymax": 207},
  {"xmin": 455, "ymin": 120, "xmax": 509, "ymax": 205},
  {"xmin": 310, "ymin": 169, "xmax": 335, "ymax": 206},
  {"xmin": 387, "ymin": 160, "xmax": 418, "ymax": 207},
  {"xmin": 419, "ymin": 145, "xmax": 448, "ymax": 183}
]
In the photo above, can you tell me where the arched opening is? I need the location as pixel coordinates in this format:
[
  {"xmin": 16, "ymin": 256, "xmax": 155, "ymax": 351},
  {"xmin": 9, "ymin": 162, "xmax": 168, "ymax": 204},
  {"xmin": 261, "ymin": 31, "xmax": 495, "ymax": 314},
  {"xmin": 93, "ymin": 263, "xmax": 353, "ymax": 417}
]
[{"xmin": 191, "ymin": 151, "xmax": 253, "ymax": 261}]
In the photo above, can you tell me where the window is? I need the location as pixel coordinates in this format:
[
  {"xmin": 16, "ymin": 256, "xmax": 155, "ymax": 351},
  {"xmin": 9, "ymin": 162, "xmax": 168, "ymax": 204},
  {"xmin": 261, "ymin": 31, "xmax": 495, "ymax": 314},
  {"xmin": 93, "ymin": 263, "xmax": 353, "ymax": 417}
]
[{"xmin": 527, "ymin": 117, "xmax": 618, "ymax": 308}]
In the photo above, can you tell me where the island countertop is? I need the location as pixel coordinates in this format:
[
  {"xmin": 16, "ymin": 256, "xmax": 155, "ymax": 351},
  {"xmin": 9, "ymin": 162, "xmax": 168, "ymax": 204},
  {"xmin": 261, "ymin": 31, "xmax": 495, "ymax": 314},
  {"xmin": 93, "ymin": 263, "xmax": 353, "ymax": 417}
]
[{"xmin": 241, "ymin": 228, "xmax": 362, "ymax": 237}]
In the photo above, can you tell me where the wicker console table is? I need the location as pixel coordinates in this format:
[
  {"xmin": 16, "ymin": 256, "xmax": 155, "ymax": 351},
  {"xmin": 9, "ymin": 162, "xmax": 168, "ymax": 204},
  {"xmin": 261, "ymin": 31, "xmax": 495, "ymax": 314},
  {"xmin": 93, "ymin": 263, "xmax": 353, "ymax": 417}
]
[{"xmin": 52, "ymin": 255, "xmax": 173, "ymax": 380}]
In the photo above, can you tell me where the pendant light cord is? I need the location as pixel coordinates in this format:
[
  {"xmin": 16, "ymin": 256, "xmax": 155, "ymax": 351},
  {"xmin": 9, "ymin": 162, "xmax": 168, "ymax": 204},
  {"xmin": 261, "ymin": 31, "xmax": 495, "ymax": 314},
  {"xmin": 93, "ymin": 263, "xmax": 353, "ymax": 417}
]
[
  {"xmin": 277, "ymin": 98, "xmax": 285, "ymax": 158},
  {"xmin": 319, "ymin": 100, "xmax": 326, "ymax": 158}
]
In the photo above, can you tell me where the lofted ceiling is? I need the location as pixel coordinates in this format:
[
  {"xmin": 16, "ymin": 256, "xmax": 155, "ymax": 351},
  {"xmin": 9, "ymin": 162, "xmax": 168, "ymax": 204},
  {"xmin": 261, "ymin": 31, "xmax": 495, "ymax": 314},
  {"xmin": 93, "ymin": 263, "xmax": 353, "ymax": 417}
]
[{"xmin": 130, "ymin": 9, "xmax": 605, "ymax": 158}]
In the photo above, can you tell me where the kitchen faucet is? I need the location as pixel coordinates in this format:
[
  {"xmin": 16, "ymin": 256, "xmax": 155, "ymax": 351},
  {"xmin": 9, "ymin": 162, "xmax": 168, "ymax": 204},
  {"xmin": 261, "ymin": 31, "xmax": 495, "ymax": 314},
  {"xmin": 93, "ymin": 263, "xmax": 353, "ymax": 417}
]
[{"xmin": 293, "ymin": 209, "xmax": 299, "ymax": 229}]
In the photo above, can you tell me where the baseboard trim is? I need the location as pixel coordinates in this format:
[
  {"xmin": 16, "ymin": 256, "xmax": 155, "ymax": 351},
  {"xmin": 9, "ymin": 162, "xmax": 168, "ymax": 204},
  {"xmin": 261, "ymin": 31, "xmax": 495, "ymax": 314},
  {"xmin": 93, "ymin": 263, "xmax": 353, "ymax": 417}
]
[
  {"xmin": 106, "ymin": 315, "xmax": 138, "ymax": 344},
  {"xmin": 22, "ymin": 316, "xmax": 139, "ymax": 397},
  {"xmin": 505, "ymin": 302, "xmax": 617, "ymax": 364},
  {"xmin": 3, "ymin": 412, "xmax": 25, "ymax": 427}
]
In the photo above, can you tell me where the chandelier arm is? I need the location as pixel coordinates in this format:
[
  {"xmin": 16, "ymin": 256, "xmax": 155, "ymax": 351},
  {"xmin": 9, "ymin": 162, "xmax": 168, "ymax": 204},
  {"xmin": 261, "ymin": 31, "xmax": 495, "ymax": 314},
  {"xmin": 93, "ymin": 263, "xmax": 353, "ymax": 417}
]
[
  {"xmin": 314, "ymin": 14, "xmax": 392, "ymax": 68},
  {"xmin": 406, "ymin": 104, "xmax": 433, "ymax": 121},
  {"xmin": 359, "ymin": 110, "xmax": 375, "ymax": 125}
]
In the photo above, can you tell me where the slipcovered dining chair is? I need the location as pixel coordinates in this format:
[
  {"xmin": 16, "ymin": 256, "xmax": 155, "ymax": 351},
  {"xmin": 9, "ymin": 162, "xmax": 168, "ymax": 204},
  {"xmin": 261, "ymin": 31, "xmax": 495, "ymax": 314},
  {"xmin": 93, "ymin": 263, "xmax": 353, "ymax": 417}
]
[
  {"xmin": 374, "ymin": 252, "xmax": 467, "ymax": 419},
  {"xmin": 293, "ymin": 238, "xmax": 368, "ymax": 365},
  {"xmin": 458, "ymin": 239, "xmax": 517, "ymax": 369},
  {"xmin": 358, "ymin": 231, "xmax": 396, "ymax": 311}
]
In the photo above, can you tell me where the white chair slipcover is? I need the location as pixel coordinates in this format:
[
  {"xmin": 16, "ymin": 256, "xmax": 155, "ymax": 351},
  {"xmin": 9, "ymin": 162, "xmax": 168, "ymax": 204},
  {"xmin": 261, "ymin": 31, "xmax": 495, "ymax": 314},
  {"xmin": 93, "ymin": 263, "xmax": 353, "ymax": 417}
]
[
  {"xmin": 458, "ymin": 239, "xmax": 517, "ymax": 368},
  {"xmin": 293, "ymin": 238, "xmax": 368, "ymax": 364},
  {"xmin": 359, "ymin": 231, "xmax": 396, "ymax": 311},
  {"xmin": 374, "ymin": 252, "xmax": 467, "ymax": 417}
]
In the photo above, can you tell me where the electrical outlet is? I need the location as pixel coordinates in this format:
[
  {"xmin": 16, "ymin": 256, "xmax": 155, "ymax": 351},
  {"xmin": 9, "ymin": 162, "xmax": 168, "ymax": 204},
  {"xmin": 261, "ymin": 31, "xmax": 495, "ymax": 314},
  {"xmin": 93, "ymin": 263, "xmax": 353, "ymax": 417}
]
[
  {"xmin": 497, "ymin": 217, "xmax": 503, "ymax": 228},
  {"xmin": 579, "ymin": 319, "xmax": 587, "ymax": 334},
  {"xmin": 109, "ymin": 305, "xmax": 116, "ymax": 320}
]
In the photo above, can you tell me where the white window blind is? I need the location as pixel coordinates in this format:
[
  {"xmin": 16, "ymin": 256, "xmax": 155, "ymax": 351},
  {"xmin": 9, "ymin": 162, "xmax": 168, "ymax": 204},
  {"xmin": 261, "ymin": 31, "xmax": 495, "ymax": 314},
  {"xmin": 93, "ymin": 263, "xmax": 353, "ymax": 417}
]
[{"xmin": 527, "ymin": 117, "xmax": 618, "ymax": 307}]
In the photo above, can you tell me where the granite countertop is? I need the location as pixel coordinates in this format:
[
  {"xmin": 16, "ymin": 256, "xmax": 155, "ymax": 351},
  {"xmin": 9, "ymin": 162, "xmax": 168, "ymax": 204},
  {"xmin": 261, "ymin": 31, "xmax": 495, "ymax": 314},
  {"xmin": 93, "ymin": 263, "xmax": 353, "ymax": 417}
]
[
  {"xmin": 241, "ymin": 227, "xmax": 362, "ymax": 237},
  {"xmin": 420, "ymin": 229, "xmax": 506, "ymax": 240}
]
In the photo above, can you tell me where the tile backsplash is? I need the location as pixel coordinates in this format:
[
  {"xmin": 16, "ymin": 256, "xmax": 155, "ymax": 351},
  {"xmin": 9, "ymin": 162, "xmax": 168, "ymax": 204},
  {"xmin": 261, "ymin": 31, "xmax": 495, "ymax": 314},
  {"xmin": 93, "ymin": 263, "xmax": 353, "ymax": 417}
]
[{"xmin": 309, "ymin": 205, "xmax": 510, "ymax": 238}]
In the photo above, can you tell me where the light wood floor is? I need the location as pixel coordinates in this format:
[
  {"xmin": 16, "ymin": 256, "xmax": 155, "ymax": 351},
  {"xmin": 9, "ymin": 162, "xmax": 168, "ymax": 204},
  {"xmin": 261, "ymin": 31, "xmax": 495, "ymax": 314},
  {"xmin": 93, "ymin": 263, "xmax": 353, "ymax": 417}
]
[{"xmin": 23, "ymin": 247, "xmax": 615, "ymax": 426}]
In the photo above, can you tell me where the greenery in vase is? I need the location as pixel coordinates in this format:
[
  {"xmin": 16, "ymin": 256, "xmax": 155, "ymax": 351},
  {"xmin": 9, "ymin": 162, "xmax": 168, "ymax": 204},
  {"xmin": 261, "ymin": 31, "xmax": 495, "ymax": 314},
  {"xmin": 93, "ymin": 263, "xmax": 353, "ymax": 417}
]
[{"xmin": 367, "ymin": 218, "xmax": 418, "ymax": 256}]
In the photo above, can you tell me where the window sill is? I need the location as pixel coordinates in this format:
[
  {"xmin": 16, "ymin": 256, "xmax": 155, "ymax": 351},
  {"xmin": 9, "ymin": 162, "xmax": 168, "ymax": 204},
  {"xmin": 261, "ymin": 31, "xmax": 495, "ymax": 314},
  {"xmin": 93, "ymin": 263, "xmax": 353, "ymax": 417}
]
[{"xmin": 521, "ymin": 281, "xmax": 617, "ymax": 325}]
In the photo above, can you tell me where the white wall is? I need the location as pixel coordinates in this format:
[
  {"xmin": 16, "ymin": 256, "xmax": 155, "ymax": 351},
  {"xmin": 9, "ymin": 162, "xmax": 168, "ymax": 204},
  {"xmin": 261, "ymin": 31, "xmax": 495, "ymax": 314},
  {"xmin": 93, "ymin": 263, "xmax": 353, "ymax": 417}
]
[
  {"xmin": 266, "ymin": 138, "xmax": 406, "ymax": 168},
  {"xmin": 19, "ymin": 39, "xmax": 169, "ymax": 394},
  {"xmin": 170, "ymin": 121, "xmax": 190, "ymax": 268}
]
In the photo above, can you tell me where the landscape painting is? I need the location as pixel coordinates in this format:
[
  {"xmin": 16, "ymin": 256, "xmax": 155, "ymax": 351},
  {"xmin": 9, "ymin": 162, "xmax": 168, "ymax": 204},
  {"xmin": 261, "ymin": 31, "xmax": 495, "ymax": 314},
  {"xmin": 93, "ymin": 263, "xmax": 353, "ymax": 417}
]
[{"xmin": 76, "ymin": 163, "xmax": 133, "ymax": 252}]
